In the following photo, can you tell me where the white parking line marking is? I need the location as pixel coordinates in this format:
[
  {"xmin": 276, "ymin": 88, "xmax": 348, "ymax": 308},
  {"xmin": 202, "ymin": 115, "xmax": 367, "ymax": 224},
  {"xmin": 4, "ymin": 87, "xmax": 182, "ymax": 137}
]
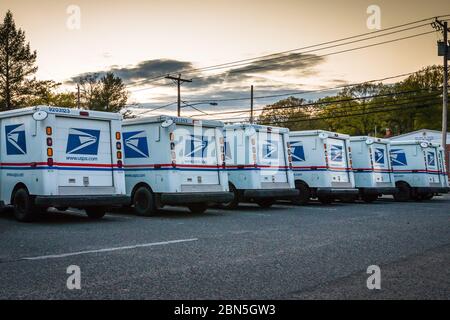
[{"xmin": 22, "ymin": 238, "xmax": 198, "ymax": 261}]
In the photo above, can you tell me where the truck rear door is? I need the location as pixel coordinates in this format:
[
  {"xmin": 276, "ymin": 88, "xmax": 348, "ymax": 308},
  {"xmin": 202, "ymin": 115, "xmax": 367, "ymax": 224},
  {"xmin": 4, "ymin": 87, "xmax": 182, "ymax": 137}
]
[
  {"xmin": 326, "ymin": 138, "xmax": 350, "ymax": 183},
  {"xmin": 371, "ymin": 143, "xmax": 391, "ymax": 183},
  {"xmin": 257, "ymin": 130, "xmax": 288, "ymax": 184},
  {"xmin": 175, "ymin": 124, "xmax": 220, "ymax": 188},
  {"xmin": 425, "ymin": 147, "xmax": 441, "ymax": 184},
  {"xmin": 54, "ymin": 116, "xmax": 114, "ymax": 188}
]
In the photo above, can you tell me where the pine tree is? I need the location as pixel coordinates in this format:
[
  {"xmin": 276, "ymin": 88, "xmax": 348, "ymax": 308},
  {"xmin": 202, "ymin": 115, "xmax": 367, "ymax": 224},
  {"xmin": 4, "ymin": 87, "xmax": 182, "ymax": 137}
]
[{"xmin": 0, "ymin": 10, "xmax": 38, "ymax": 110}]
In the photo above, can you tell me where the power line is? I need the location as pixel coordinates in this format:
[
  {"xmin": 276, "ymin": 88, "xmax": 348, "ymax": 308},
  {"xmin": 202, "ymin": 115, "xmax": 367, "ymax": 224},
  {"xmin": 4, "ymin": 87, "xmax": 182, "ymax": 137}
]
[
  {"xmin": 259, "ymin": 102, "xmax": 436, "ymax": 126},
  {"xmin": 129, "ymin": 29, "xmax": 436, "ymax": 98},
  {"xmin": 190, "ymin": 87, "xmax": 443, "ymax": 118},
  {"xmin": 188, "ymin": 72, "xmax": 417, "ymax": 104},
  {"xmin": 212, "ymin": 93, "xmax": 442, "ymax": 122},
  {"xmin": 125, "ymin": 15, "xmax": 450, "ymax": 88},
  {"xmin": 219, "ymin": 96, "xmax": 439, "ymax": 124}
]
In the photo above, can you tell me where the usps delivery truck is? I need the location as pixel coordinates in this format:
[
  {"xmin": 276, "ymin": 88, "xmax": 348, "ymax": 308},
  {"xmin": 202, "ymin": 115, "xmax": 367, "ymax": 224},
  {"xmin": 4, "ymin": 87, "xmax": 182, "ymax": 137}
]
[
  {"xmin": 349, "ymin": 136, "xmax": 397, "ymax": 202},
  {"xmin": 0, "ymin": 106, "xmax": 129, "ymax": 222},
  {"xmin": 122, "ymin": 116, "xmax": 232, "ymax": 215},
  {"xmin": 221, "ymin": 124, "xmax": 298, "ymax": 209},
  {"xmin": 390, "ymin": 140, "xmax": 450, "ymax": 201},
  {"xmin": 289, "ymin": 130, "xmax": 358, "ymax": 204}
]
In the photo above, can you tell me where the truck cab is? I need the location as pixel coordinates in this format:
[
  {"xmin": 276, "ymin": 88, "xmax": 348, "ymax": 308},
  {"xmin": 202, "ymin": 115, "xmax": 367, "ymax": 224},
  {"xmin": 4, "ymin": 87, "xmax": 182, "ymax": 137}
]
[
  {"xmin": 390, "ymin": 140, "xmax": 450, "ymax": 201},
  {"xmin": 123, "ymin": 115, "xmax": 232, "ymax": 215},
  {"xmin": 349, "ymin": 136, "xmax": 397, "ymax": 202},
  {"xmin": 289, "ymin": 130, "xmax": 358, "ymax": 204},
  {"xmin": 222, "ymin": 124, "xmax": 298, "ymax": 209}
]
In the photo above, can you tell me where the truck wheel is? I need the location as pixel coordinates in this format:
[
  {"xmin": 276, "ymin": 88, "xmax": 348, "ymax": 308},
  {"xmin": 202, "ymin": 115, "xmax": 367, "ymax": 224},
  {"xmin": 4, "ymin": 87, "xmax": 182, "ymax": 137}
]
[
  {"xmin": 188, "ymin": 203, "xmax": 208, "ymax": 214},
  {"xmin": 13, "ymin": 188, "xmax": 37, "ymax": 222},
  {"xmin": 422, "ymin": 193, "xmax": 434, "ymax": 200},
  {"xmin": 362, "ymin": 194, "xmax": 378, "ymax": 203},
  {"xmin": 85, "ymin": 207, "xmax": 106, "ymax": 219},
  {"xmin": 133, "ymin": 186, "xmax": 157, "ymax": 216},
  {"xmin": 393, "ymin": 182, "xmax": 411, "ymax": 202},
  {"xmin": 292, "ymin": 182, "xmax": 310, "ymax": 205},
  {"xmin": 256, "ymin": 199, "xmax": 275, "ymax": 208},
  {"xmin": 318, "ymin": 195, "xmax": 333, "ymax": 204},
  {"xmin": 222, "ymin": 184, "xmax": 239, "ymax": 209}
]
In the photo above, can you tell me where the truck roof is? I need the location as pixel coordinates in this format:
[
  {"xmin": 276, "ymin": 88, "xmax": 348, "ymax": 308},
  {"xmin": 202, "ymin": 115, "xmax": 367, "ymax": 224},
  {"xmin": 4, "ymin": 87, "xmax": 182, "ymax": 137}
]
[
  {"xmin": 124, "ymin": 115, "xmax": 224, "ymax": 128},
  {"xmin": 0, "ymin": 106, "xmax": 122, "ymax": 120},
  {"xmin": 223, "ymin": 123, "xmax": 289, "ymax": 133},
  {"xmin": 349, "ymin": 136, "xmax": 391, "ymax": 144},
  {"xmin": 391, "ymin": 140, "xmax": 441, "ymax": 148},
  {"xmin": 289, "ymin": 130, "xmax": 350, "ymax": 139}
]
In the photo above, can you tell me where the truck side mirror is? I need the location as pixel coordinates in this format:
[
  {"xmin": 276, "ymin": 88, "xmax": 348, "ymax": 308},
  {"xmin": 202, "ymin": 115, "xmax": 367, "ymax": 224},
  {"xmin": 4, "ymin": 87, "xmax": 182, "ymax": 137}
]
[
  {"xmin": 32, "ymin": 110, "xmax": 48, "ymax": 121},
  {"xmin": 161, "ymin": 119, "xmax": 174, "ymax": 128}
]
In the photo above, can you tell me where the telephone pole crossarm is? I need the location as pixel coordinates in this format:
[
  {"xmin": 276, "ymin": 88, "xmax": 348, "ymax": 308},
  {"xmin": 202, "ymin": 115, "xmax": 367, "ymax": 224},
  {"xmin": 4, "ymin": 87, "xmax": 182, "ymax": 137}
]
[{"xmin": 165, "ymin": 74, "xmax": 192, "ymax": 117}]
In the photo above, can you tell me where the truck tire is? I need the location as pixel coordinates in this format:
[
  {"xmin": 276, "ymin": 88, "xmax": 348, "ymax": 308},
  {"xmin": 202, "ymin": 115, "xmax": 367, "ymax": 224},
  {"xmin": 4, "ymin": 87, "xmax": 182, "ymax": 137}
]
[
  {"xmin": 393, "ymin": 182, "xmax": 411, "ymax": 202},
  {"xmin": 292, "ymin": 182, "xmax": 310, "ymax": 205},
  {"xmin": 133, "ymin": 186, "xmax": 157, "ymax": 216},
  {"xmin": 13, "ymin": 188, "xmax": 37, "ymax": 222},
  {"xmin": 222, "ymin": 184, "xmax": 239, "ymax": 210},
  {"xmin": 422, "ymin": 193, "xmax": 434, "ymax": 200},
  {"xmin": 361, "ymin": 194, "xmax": 378, "ymax": 203},
  {"xmin": 256, "ymin": 199, "xmax": 275, "ymax": 208},
  {"xmin": 318, "ymin": 195, "xmax": 333, "ymax": 204},
  {"xmin": 85, "ymin": 207, "xmax": 106, "ymax": 219},
  {"xmin": 188, "ymin": 203, "xmax": 208, "ymax": 214}
]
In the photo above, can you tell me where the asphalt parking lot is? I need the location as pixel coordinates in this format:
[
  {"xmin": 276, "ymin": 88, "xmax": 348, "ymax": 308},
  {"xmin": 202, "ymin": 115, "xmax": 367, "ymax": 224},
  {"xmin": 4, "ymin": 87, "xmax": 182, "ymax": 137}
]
[{"xmin": 0, "ymin": 195, "xmax": 449, "ymax": 300}]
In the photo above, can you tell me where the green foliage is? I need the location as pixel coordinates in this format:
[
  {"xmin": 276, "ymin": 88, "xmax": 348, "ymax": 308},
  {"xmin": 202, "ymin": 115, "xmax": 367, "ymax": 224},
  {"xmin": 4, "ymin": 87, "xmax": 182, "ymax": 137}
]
[
  {"xmin": 258, "ymin": 65, "xmax": 447, "ymax": 136},
  {"xmin": 0, "ymin": 10, "xmax": 38, "ymax": 110},
  {"xmin": 78, "ymin": 72, "xmax": 128, "ymax": 112}
]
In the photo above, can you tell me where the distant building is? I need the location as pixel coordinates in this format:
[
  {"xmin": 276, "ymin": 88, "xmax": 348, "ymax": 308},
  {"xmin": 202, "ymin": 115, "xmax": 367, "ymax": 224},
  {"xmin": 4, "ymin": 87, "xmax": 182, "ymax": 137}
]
[{"xmin": 391, "ymin": 129, "xmax": 450, "ymax": 178}]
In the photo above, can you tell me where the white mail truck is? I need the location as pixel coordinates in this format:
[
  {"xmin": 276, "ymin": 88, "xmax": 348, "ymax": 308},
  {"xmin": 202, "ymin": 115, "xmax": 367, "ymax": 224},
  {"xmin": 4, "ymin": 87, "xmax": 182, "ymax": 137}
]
[
  {"xmin": 289, "ymin": 130, "xmax": 358, "ymax": 204},
  {"xmin": 0, "ymin": 106, "xmax": 129, "ymax": 221},
  {"xmin": 222, "ymin": 124, "xmax": 298, "ymax": 209},
  {"xmin": 122, "ymin": 116, "xmax": 232, "ymax": 215},
  {"xmin": 349, "ymin": 136, "xmax": 397, "ymax": 202},
  {"xmin": 390, "ymin": 140, "xmax": 449, "ymax": 201}
]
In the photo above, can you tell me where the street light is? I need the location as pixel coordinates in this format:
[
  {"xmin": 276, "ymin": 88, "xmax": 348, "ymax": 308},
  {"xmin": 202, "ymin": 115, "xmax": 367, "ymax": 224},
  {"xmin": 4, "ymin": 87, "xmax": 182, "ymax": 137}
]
[{"xmin": 181, "ymin": 101, "xmax": 218, "ymax": 116}]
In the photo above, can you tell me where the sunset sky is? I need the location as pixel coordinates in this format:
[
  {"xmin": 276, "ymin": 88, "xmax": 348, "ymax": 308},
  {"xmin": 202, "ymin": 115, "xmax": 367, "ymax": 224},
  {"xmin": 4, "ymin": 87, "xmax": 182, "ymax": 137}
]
[{"xmin": 0, "ymin": 0, "xmax": 449, "ymax": 118}]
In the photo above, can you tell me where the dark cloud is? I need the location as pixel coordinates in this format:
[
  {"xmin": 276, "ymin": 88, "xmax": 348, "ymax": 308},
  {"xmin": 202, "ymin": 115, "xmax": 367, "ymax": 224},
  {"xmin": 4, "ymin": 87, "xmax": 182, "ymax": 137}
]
[
  {"xmin": 69, "ymin": 59, "xmax": 193, "ymax": 84},
  {"xmin": 68, "ymin": 52, "xmax": 326, "ymax": 88}
]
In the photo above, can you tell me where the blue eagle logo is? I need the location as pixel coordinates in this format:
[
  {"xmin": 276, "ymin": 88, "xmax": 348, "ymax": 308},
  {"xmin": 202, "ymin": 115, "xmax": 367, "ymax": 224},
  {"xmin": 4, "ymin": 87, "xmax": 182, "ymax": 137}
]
[
  {"xmin": 5, "ymin": 124, "xmax": 27, "ymax": 155},
  {"xmin": 374, "ymin": 148, "xmax": 385, "ymax": 164},
  {"xmin": 66, "ymin": 128, "xmax": 100, "ymax": 155},
  {"xmin": 390, "ymin": 149, "xmax": 408, "ymax": 166},
  {"xmin": 330, "ymin": 145, "xmax": 343, "ymax": 162},
  {"xmin": 263, "ymin": 140, "xmax": 278, "ymax": 159},
  {"xmin": 185, "ymin": 135, "xmax": 209, "ymax": 158},
  {"xmin": 123, "ymin": 131, "xmax": 149, "ymax": 158},
  {"xmin": 427, "ymin": 151, "xmax": 436, "ymax": 167},
  {"xmin": 290, "ymin": 141, "xmax": 305, "ymax": 162}
]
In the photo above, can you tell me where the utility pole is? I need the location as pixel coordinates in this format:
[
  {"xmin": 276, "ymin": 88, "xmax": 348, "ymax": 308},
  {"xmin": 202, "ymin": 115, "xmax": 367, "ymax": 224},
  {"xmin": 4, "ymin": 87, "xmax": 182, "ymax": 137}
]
[
  {"xmin": 77, "ymin": 83, "xmax": 80, "ymax": 109},
  {"xmin": 250, "ymin": 85, "xmax": 254, "ymax": 124},
  {"xmin": 165, "ymin": 74, "xmax": 192, "ymax": 116},
  {"xmin": 433, "ymin": 19, "xmax": 449, "ymax": 148}
]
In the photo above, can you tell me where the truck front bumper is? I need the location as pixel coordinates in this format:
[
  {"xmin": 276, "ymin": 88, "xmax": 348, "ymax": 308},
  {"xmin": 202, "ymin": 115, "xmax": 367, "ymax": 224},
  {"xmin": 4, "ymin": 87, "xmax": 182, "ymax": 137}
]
[
  {"xmin": 416, "ymin": 187, "xmax": 450, "ymax": 194},
  {"xmin": 317, "ymin": 188, "xmax": 359, "ymax": 197},
  {"xmin": 34, "ymin": 195, "xmax": 130, "ymax": 208},
  {"xmin": 159, "ymin": 192, "xmax": 234, "ymax": 205},
  {"xmin": 242, "ymin": 188, "xmax": 299, "ymax": 200},
  {"xmin": 359, "ymin": 187, "xmax": 398, "ymax": 195}
]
